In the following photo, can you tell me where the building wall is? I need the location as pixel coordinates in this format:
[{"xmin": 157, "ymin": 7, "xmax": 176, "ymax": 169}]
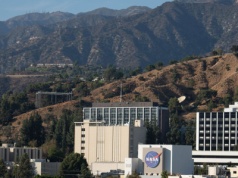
[
  {"xmin": 192, "ymin": 150, "xmax": 238, "ymax": 164},
  {"xmin": 124, "ymin": 158, "xmax": 140, "ymax": 176},
  {"xmin": 138, "ymin": 145, "xmax": 194, "ymax": 175},
  {"xmin": 170, "ymin": 145, "xmax": 194, "ymax": 175},
  {"xmin": 31, "ymin": 161, "xmax": 61, "ymax": 176},
  {"xmin": 10, "ymin": 147, "xmax": 42, "ymax": 162},
  {"xmin": 83, "ymin": 102, "xmax": 169, "ymax": 138},
  {"xmin": 227, "ymin": 167, "xmax": 238, "ymax": 178},
  {"xmin": 196, "ymin": 111, "xmax": 238, "ymax": 151},
  {"xmin": 0, "ymin": 145, "xmax": 42, "ymax": 162},
  {"xmin": 74, "ymin": 120, "xmax": 146, "ymax": 167},
  {"xmin": 0, "ymin": 148, "xmax": 9, "ymax": 162}
]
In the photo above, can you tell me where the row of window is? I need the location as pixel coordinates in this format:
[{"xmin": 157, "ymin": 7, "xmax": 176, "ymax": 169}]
[
  {"xmin": 83, "ymin": 107, "xmax": 159, "ymax": 125},
  {"xmin": 199, "ymin": 112, "xmax": 238, "ymax": 118}
]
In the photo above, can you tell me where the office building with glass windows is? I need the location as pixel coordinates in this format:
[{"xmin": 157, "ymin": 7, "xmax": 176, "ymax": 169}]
[
  {"xmin": 196, "ymin": 109, "xmax": 238, "ymax": 151},
  {"xmin": 83, "ymin": 102, "xmax": 169, "ymax": 139},
  {"xmin": 193, "ymin": 102, "xmax": 238, "ymax": 165}
]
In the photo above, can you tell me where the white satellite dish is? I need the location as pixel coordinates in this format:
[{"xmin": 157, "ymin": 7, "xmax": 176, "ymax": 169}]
[{"xmin": 178, "ymin": 96, "xmax": 186, "ymax": 103}]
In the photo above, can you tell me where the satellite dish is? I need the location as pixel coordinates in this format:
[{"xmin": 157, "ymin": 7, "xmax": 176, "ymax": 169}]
[{"xmin": 178, "ymin": 96, "xmax": 186, "ymax": 103}]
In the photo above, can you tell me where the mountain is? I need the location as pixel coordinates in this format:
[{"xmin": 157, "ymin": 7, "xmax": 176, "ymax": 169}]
[
  {"xmin": 85, "ymin": 6, "xmax": 151, "ymax": 17},
  {"xmin": 6, "ymin": 11, "xmax": 75, "ymax": 29},
  {"xmin": 0, "ymin": 2, "xmax": 238, "ymax": 73},
  {"xmin": 174, "ymin": 0, "xmax": 237, "ymax": 4}
]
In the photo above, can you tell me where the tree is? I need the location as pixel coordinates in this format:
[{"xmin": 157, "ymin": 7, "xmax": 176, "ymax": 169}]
[
  {"xmin": 0, "ymin": 159, "xmax": 7, "ymax": 177},
  {"xmin": 80, "ymin": 163, "xmax": 92, "ymax": 178},
  {"xmin": 20, "ymin": 112, "xmax": 45, "ymax": 147},
  {"xmin": 231, "ymin": 45, "xmax": 238, "ymax": 55},
  {"xmin": 145, "ymin": 120, "xmax": 162, "ymax": 144},
  {"xmin": 47, "ymin": 147, "xmax": 65, "ymax": 162},
  {"xmin": 54, "ymin": 109, "xmax": 78, "ymax": 153},
  {"xmin": 130, "ymin": 67, "xmax": 142, "ymax": 76},
  {"xmin": 166, "ymin": 114, "xmax": 182, "ymax": 144},
  {"xmin": 233, "ymin": 87, "xmax": 238, "ymax": 102},
  {"xmin": 168, "ymin": 97, "xmax": 181, "ymax": 115},
  {"xmin": 127, "ymin": 171, "xmax": 141, "ymax": 178},
  {"xmin": 207, "ymin": 100, "xmax": 216, "ymax": 112},
  {"xmin": 103, "ymin": 66, "xmax": 123, "ymax": 82},
  {"xmin": 14, "ymin": 153, "xmax": 34, "ymax": 178},
  {"xmin": 185, "ymin": 120, "xmax": 195, "ymax": 148},
  {"xmin": 145, "ymin": 64, "xmax": 155, "ymax": 72},
  {"xmin": 60, "ymin": 153, "xmax": 90, "ymax": 178},
  {"xmin": 161, "ymin": 170, "xmax": 169, "ymax": 178},
  {"xmin": 75, "ymin": 82, "xmax": 90, "ymax": 97}
]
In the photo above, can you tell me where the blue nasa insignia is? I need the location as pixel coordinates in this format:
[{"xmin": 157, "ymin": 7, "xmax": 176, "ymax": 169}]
[{"xmin": 145, "ymin": 151, "xmax": 162, "ymax": 168}]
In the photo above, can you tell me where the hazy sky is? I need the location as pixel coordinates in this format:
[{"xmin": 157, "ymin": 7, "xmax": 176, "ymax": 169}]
[{"xmin": 0, "ymin": 0, "xmax": 172, "ymax": 21}]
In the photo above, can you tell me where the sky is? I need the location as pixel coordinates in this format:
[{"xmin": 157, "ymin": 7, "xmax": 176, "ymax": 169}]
[{"xmin": 0, "ymin": 0, "xmax": 171, "ymax": 21}]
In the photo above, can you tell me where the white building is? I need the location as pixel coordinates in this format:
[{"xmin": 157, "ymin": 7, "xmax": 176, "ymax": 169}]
[
  {"xmin": 125, "ymin": 144, "xmax": 194, "ymax": 176},
  {"xmin": 192, "ymin": 151, "xmax": 238, "ymax": 164},
  {"xmin": 193, "ymin": 102, "xmax": 238, "ymax": 164}
]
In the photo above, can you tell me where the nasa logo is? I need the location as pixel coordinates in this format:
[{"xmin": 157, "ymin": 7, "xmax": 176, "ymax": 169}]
[{"xmin": 145, "ymin": 151, "xmax": 162, "ymax": 168}]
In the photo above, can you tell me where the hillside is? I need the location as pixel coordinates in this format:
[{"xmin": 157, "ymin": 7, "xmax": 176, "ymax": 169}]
[
  {"xmin": 4, "ymin": 53, "xmax": 238, "ymax": 143},
  {"xmin": 1, "ymin": 1, "xmax": 238, "ymax": 73}
]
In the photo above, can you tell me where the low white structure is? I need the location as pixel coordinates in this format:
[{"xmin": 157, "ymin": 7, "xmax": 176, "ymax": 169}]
[
  {"xmin": 227, "ymin": 166, "xmax": 238, "ymax": 178},
  {"xmin": 91, "ymin": 162, "xmax": 124, "ymax": 175},
  {"xmin": 31, "ymin": 159, "xmax": 61, "ymax": 176},
  {"xmin": 192, "ymin": 151, "xmax": 238, "ymax": 164},
  {"xmin": 125, "ymin": 144, "xmax": 194, "ymax": 176},
  {"xmin": 169, "ymin": 176, "xmax": 226, "ymax": 178}
]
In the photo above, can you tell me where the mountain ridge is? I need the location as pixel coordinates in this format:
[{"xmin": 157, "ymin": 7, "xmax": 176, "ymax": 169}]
[{"xmin": 0, "ymin": 2, "xmax": 238, "ymax": 73}]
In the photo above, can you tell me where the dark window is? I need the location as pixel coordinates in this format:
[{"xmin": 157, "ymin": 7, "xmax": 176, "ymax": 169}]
[
  {"xmin": 82, "ymin": 134, "xmax": 85, "ymax": 137},
  {"xmin": 199, "ymin": 112, "xmax": 205, "ymax": 117},
  {"xmin": 81, "ymin": 141, "xmax": 85, "ymax": 144},
  {"xmin": 81, "ymin": 128, "xmax": 85, "ymax": 131},
  {"xmin": 81, "ymin": 147, "xmax": 85, "ymax": 150}
]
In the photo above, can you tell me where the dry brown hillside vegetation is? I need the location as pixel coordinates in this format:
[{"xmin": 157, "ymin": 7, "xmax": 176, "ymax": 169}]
[
  {"xmin": 88, "ymin": 53, "xmax": 238, "ymax": 103},
  {"xmin": 5, "ymin": 53, "xmax": 238, "ymax": 142}
]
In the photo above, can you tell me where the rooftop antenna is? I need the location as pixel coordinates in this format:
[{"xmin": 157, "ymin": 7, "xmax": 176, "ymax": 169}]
[{"xmin": 120, "ymin": 82, "xmax": 122, "ymax": 102}]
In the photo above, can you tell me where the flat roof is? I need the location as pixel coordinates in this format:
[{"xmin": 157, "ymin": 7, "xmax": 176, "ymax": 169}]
[{"xmin": 92, "ymin": 102, "xmax": 159, "ymax": 107}]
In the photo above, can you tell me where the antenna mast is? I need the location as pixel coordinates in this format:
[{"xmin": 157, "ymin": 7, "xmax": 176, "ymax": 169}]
[{"xmin": 120, "ymin": 82, "xmax": 122, "ymax": 102}]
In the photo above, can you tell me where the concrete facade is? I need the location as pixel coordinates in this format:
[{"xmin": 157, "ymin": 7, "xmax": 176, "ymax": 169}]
[
  {"xmin": 136, "ymin": 144, "xmax": 194, "ymax": 175},
  {"xmin": 74, "ymin": 120, "xmax": 146, "ymax": 168},
  {"xmin": 196, "ymin": 102, "xmax": 238, "ymax": 151},
  {"xmin": 194, "ymin": 102, "xmax": 238, "ymax": 164},
  {"xmin": 192, "ymin": 150, "xmax": 238, "ymax": 164},
  {"xmin": 227, "ymin": 167, "xmax": 238, "ymax": 178}
]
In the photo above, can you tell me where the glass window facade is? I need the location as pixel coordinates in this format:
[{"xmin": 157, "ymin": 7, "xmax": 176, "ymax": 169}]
[
  {"xmin": 197, "ymin": 111, "xmax": 238, "ymax": 151},
  {"xmin": 83, "ymin": 106, "xmax": 164, "ymax": 126}
]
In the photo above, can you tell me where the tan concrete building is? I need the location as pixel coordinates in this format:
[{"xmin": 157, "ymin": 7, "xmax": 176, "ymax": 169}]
[{"xmin": 74, "ymin": 120, "xmax": 146, "ymax": 167}]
